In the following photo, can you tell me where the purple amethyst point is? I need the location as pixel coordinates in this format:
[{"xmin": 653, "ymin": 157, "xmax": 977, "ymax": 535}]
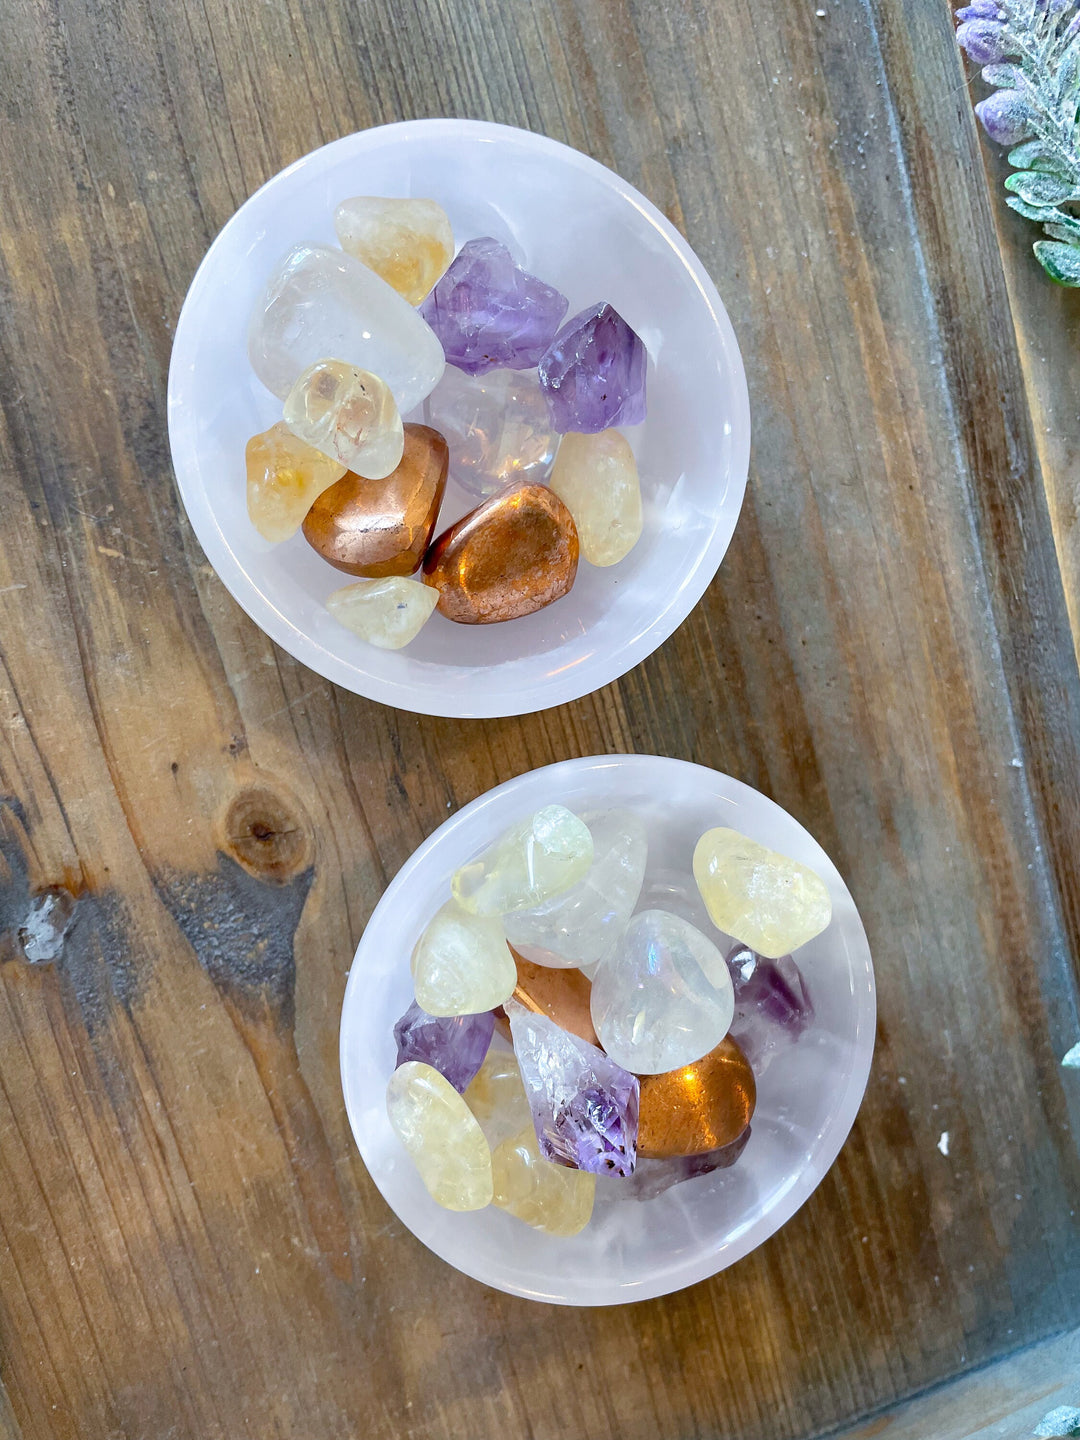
[
  {"xmin": 537, "ymin": 301, "xmax": 647, "ymax": 434},
  {"xmin": 418, "ymin": 237, "xmax": 568, "ymax": 376},
  {"xmin": 393, "ymin": 1000, "xmax": 495, "ymax": 1093}
]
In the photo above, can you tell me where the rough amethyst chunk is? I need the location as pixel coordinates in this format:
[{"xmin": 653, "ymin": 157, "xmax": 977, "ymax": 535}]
[
  {"xmin": 727, "ymin": 947, "xmax": 813, "ymax": 1074},
  {"xmin": 419, "ymin": 237, "xmax": 568, "ymax": 376},
  {"xmin": 508, "ymin": 999, "xmax": 639, "ymax": 1177},
  {"xmin": 393, "ymin": 1000, "xmax": 495, "ymax": 1093},
  {"xmin": 537, "ymin": 301, "xmax": 647, "ymax": 433},
  {"xmin": 625, "ymin": 1125, "xmax": 751, "ymax": 1201}
]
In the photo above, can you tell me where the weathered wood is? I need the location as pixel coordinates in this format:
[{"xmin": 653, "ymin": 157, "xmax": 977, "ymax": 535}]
[{"xmin": 1, "ymin": 1, "xmax": 1078, "ymax": 1438}]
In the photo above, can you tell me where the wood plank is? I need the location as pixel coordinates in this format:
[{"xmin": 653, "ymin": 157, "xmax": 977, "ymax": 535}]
[{"xmin": 0, "ymin": 1, "xmax": 1078, "ymax": 1437}]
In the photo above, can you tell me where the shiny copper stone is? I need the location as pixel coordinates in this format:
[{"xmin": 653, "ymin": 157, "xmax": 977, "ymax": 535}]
[
  {"xmin": 637, "ymin": 1037, "xmax": 756, "ymax": 1159},
  {"xmin": 302, "ymin": 422, "xmax": 448, "ymax": 577},
  {"xmin": 495, "ymin": 948, "xmax": 599, "ymax": 1047},
  {"xmin": 422, "ymin": 482, "xmax": 579, "ymax": 623}
]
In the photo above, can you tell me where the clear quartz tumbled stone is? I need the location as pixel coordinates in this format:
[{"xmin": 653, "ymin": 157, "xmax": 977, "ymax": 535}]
[
  {"xmin": 410, "ymin": 900, "xmax": 516, "ymax": 1017},
  {"xmin": 504, "ymin": 809, "xmax": 647, "ymax": 969},
  {"xmin": 492, "ymin": 1124, "xmax": 596, "ymax": 1235},
  {"xmin": 423, "ymin": 366, "xmax": 559, "ymax": 500},
  {"xmin": 548, "ymin": 429, "xmax": 644, "ymax": 566},
  {"xmin": 283, "ymin": 359, "xmax": 404, "ymax": 479},
  {"xmin": 451, "ymin": 805, "xmax": 594, "ymax": 917},
  {"xmin": 325, "ymin": 576, "xmax": 439, "ymax": 650},
  {"xmin": 693, "ymin": 828, "xmax": 832, "ymax": 959},
  {"xmin": 334, "ymin": 196, "xmax": 454, "ymax": 305},
  {"xmin": 385, "ymin": 1061, "xmax": 493, "ymax": 1211},
  {"xmin": 248, "ymin": 243, "xmax": 445, "ymax": 408},
  {"xmin": 590, "ymin": 909, "xmax": 735, "ymax": 1075}
]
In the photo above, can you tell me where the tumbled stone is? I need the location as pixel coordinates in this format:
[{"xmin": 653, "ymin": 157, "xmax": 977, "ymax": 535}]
[
  {"xmin": 492, "ymin": 1124, "xmax": 596, "ymax": 1235},
  {"xmin": 591, "ymin": 909, "xmax": 734, "ymax": 1075},
  {"xmin": 625, "ymin": 1127, "xmax": 751, "ymax": 1201},
  {"xmin": 504, "ymin": 809, "xmax": 647, "ymax": 969},
  {"xmin": 423, "ymin": 366, "xmax": 558, "ymax": 500},
  {"xmin": 499, "ymin": 950, "xmax": 600, "ymax": 1047},
  {"xmin": 508, "ymin": 999, "xmax": 639, "ymax": 1177},
  {"xmin": 548, "ymin": 430, "xmax": 643, "ymax": 566},
  {"xmin": 284, "ymin": 359, "xmax": 404, "ymax": 479},
  {"xmin": 385, "ymin": 1060, "xmax": 493, "ymax": 1210},
  {"xmin": 411, "ymin": 900, "xmax": 516, "ymax": 1016},
  {"xmin": 693, "ymin": 828, "xmax": 832, "ymax": 958},
  {"xmin": 248, "ymin": 243, "xmax": 445, "ymax": 408},
  {"xmin": 727, "ymin": 947, "xmax": 813, "ymax": 1074},
  {"xmin": 325, "ymin": 575, "xmax": 438, "ymax": 649},
  {"xmin": 636, "ymin": 1036, "xmax": 755, "ymax": 1157},
  {"xmin": 334, "ymin": 196, "xmax": 453, "ymax": 305},
  {"xmin": 245, "ymin": 421, "xmax": 346, "ymax": 542},
  {"xmin": 393, "ymin": 1000, "xmax": 494, "ymax": 1093},
  {"xmin": 303, "ymin": 423, "xmax": 448, "ymax": 576},
  {"xmin": 452, "ymin": 805, "xmax": 593, "ymax": 917},
  {"xmin": 538, "ymin": 302, "xmax": 647, "ymax": 434},
  {"xmin": 465, "ymin": 1049, "xmax": 534, "ymax": 1145},
  {"xmin": 419, "ymin": 236, "xmax": 568, "ymax": 375},
  {"xmin": 422, "ymin": 482, "xmax": 579, "ymax": 624}
]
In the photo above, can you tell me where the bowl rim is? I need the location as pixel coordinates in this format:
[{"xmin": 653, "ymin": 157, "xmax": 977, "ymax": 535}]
[
  {"xmin": 339, "ymin": 753, "xmax": 877, "ymax": 1303},
  {"xmin": 166, "ymin": 118, "xmax": 751, "ymax": 717}
]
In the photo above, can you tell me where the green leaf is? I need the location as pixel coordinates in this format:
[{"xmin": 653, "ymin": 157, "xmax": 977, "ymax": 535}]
[
  {"xmin": 982, "ymin": 63, "xmax": 1025, "ymax": 89},
  {"xmin": 1042, "ymin": 220, "xmax": 1080, "ymax": 242},
  {"xmin": 1005, "ymin": 169, "xmax": 1079, "ymax": 204},
  {"xmin": 1033, "ymin": 238, "xmax": 1080, "ymax": 284},
  {"xmin": 1055, "ymin": 36, "xmax": 1080, "ymax": 108},
  {"xmin": 1008, "ymin": 139, "xmax": 1073, "ymax": 177},
  {"xmin": 1005, "ymin": 195, "xmax": 1061, "ymax": 221}
]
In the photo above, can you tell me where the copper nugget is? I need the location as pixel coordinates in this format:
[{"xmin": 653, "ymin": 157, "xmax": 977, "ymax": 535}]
[
  {"xmin": 495, "ymin": 948, "xmax": 599, "ymax": 1047},
  {"xmin": 303, "ymin": 422, "xmax": 448, "ymax": 577},
  {"xmin": 637, "ymin": 1037, "xmax": 756, "ymax": 1159},
  {"xmin": 422, "ymin": 482, "xmax": 579, "ymax": 623}
]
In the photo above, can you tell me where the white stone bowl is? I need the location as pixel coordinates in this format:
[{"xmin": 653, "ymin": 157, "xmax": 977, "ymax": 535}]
[
  {"xmin": 167, "ymin": 120, "xmax": 750, "ymax": 717},
  {"xmin": 340, "ymin": 755, "xmax": 876, "ymax": 1304}
]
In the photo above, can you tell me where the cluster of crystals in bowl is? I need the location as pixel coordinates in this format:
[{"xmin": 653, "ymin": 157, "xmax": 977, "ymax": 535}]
[
  {"xmin": 244, "ymin": 198, "xmax": 649, "ymax": 648},
  {"xmin": 385, "ymin": 808, "xmax": 831, "ymax": 1235}
]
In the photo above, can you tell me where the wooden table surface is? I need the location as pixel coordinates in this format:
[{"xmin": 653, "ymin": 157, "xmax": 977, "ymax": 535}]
[{"xmin": 2, "ymin": 1, "xmax": 1079, "ymax": 1437}]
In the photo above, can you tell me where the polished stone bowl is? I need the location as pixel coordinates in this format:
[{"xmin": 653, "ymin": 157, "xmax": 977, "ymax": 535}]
[{"xmin": 168, "ymin": 119, "xmax": 750, "ymax": 717}]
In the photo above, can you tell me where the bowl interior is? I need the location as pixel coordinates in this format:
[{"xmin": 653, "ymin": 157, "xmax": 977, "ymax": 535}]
[
  {"xmin": 167, "ymin": 120, "xmax": 749, "ymax": 716},
  {"xmin": 340, "ymin": 755, "xmax": 876, "ymax": 1305}
]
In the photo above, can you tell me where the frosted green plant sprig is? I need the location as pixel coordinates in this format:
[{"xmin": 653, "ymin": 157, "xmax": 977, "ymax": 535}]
[{"xmin": 957, "ymin": 0, "xmax": 1080, "ymax": 283}]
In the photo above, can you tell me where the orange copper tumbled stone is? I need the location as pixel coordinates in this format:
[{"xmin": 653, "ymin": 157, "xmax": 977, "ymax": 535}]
[
  {"xmin": 422, "ymin": 482, "xmax": 579, "ymax": 623},
  {"xmin": 302, "ymin": 422, "xmax": 448, "ymax": 577},
  {"xmin": 495, "ymin": 948, "xmax": 600, "ymax": 1047},
  {"xmin": 637, "ymin": 1037, "xmax": 756, "ymax": 1159}
]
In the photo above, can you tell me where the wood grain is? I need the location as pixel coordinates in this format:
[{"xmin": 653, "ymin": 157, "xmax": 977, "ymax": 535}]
[{"xmin": 1, "ymin": 1, "xmax": 1079, "ymax": 1438}]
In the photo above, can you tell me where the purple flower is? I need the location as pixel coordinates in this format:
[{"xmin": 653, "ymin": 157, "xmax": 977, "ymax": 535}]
[
  {"xmin": 956, "ymin": 1, "xmax": 1003, "ymax": 16},
  {"xmin": 975, "ymin": 89, "xmax": 1037, "ymax": 144},
  {"xmin": 957, "ymin": 18, "xmax": 1008, "ymax": 62}
]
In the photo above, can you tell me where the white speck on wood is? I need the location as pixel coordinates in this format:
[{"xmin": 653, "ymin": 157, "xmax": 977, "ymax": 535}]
[{"xmin": 937, "ymin": 1131, "xmax": 950, "ymax": 1156}]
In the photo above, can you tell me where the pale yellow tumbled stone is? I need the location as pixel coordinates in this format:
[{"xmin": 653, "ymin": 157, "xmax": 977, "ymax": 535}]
[
  {"xmin": 283, "ymin": 358, "xmax": 404, "ymax": 479},
  {"xmin": 693, "ymin": 827, "xmax": 832, "ymax": 959},
  {"xmin": 386, "ymin": 1061, "xmax": 493, "ymax": 1211},
  {"xmin": 411, "ymin": 900, "xmax": 517, "ymax": 1016},
  {"xmin": 245, "ymin": 422, "xmax": 346, "ymax": 542},
  {"xmin": 465, "ymin": 1050, "xmax": 533, "ymax": 1145},
  {"xmin": 492, "ymin": 1124, "xmax": 596, "ymax": 1236},
  {"xmin": 326, "ymin": 576, "xmax": 438, "ymax": 650},
  {"xmin": 334, "ymin": 196, "xmax": 454, "ymax": 306},
  {"xmin": 548, "ymin": 430, "xmax": 643, "ymax": 567},
  {"xmin": 452, "ymin": 805, "xmax": 594, "ymax": 917}
]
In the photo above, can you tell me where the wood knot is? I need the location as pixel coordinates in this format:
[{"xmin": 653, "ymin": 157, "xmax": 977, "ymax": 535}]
[{"xmin": 220, "ymin": 786, "xmax": 313, "ymax": 883}]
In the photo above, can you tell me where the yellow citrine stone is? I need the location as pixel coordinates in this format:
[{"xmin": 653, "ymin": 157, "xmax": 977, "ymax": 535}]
[
  {"xmin": 548, "ymin": 429, "xmax": 643, "ymax": 566},
  {"xmin": 465, "ymin": 1049, "xmax": 533, "ymax": 1145},
  {"xmin": 410, "ymin": 900, "xmax": 517, "ymax": 1016},
  {"xmin": 692, "ymin": 827, "xmax": 832, "ymax": 959},
  {"xmin": 283, "ymin": 358, "xmax": 404, "ymax": 479},
  {"xmin": 451, "ymin": 805, "xmax": 594, "ymax": 917},
  {"xmin": 385, "ymin": 1061, "xmax": 493, "ymax": 1211},
  {"xmin": 492, "ymin": 1124, "xmax": 596, "ymax": 1236},
  {"xmin": 245, "ymin": 421, "xmax": 346, "ymax": 542},
  {"xmin": 325, "ymin": 576, "xmax": 439, "ymax": 650},
  {"xmin": 334, "ymin": 196, "xmax": 454, "ymax": 306}
]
